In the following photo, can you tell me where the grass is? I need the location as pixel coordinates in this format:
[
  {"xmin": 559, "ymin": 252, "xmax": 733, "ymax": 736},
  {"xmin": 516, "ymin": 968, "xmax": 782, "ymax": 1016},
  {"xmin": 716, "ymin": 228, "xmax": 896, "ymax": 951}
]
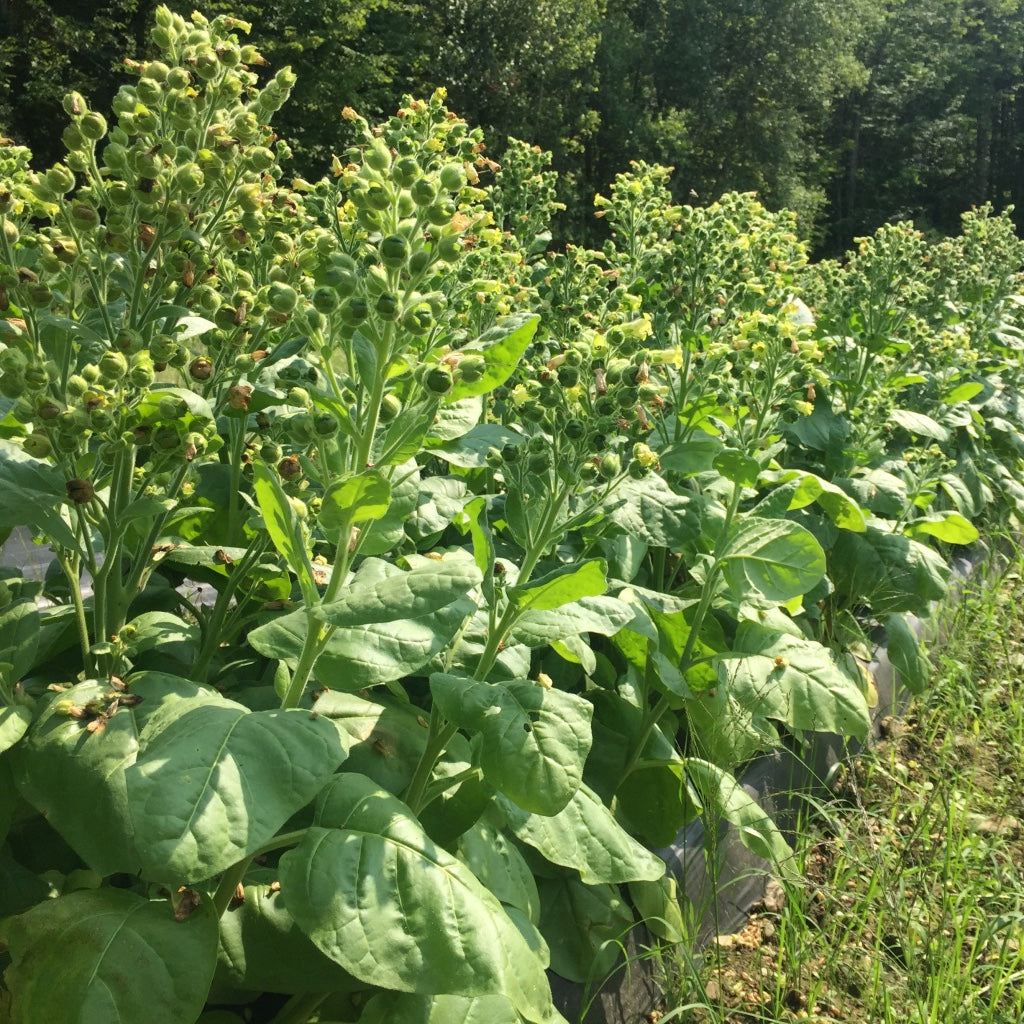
[{"xmin": 654, "ymin": 551, "xmax": 1024, "ymax": 1024}]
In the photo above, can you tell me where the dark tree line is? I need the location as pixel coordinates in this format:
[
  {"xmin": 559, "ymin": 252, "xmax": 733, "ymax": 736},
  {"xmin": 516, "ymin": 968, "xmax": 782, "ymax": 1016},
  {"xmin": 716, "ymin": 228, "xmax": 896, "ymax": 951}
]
[{"xmin": 2, "ymin": 0, "xmax": 1022, "ymax": 251}]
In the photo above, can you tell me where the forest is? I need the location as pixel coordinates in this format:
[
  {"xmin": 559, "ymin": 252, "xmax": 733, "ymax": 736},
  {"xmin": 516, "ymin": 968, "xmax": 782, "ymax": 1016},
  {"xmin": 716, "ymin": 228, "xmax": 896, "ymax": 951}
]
[{"xmin": 2, "ymin": 0, "xmax": 1022, "ymax": 252}]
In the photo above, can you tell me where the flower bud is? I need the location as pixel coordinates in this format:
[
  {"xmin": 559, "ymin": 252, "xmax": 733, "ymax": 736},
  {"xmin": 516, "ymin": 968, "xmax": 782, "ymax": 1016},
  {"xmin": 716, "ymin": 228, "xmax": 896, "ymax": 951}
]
[{"xmin": 66, "ymin": 478, "xmax": 94, "ymax": 504}]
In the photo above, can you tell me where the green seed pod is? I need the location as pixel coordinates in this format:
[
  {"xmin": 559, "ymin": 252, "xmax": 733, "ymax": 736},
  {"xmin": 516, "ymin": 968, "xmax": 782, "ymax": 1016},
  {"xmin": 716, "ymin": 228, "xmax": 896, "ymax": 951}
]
[
  {"xmin": 375, "ymin": 292, "xmax": 400, "ymax": 321},
  {"xmin": 579, "ymin": 462, "xmax": 599, "ymax": 483},
  {"xmin": 557, "ymin": 364, "xmax": 580, "ymax": 388},
  {"xmin": 521, "ymin": 401, "xmax": 546, "ymax": 424},
  {"xmin": 267, "ymin": 281, "xmax": 299, "ymax": 314},
  {"xmin": 23, "ymin": 432, "xmax": 52, "ymax": 459},
  {"xmin": 313, "ymin": 413, "xmax": 338, "ymax": 438},
  {"xmin": 379, "ymin": 234, "xmax": 409, "ymax": 269},
  {"xmin": 260, "ymin": 441, "xmax": 283, "ymax": 463},
  {"xmin": 90, "ymin": 406, "xmax": 115, "ymax": 432},
  {"xmin": 173, "ymin": 162, "xmax": 205, "ymax": 195},
  {"xmin": 153, "ymin": 424, "xmax": 181, "ymax": 451},
  {"xmin": 392, "ymin": 157, "xmax": 421, "ymax": 188},
  {"xmin": 564, "ymin": 418, "xmax": 587, "ymax": 441},
  {"xmin": 158, "ymin": 395, "xmax": 188, "ymax": 420},
  {"xmin": 410, "ymin": 178, "xmax": 437, "ymax": 207},
  {"xmin": 285, "ymin": 387, "xmax": 310, "ymax": 408},
  {"xmin": 365, "ymin": 137, "xmax": 392, "ymax": 172},
  {"xmin": 457, "ymin": 355, "xmax": 485, "ymax": 384},
  {"xmin": 66, "ymin": 374, "xmax": 90, "ymax": 398},
  {"xmin": 379, "ymin": 392, "xmax": 402, "ymax": 422},
  {"xmin": 341, "ymin": 297, "xmax": 369, "ymax": 326},
  {"xmin": 401, "ymin": 302, "xmax": 433, "ymax": 335},
  {"xmin": 247, "ymin": 147, "xmax": 275, "ymax": 172},
  {"xmin": 311, "ymin": 286, "xmax": 340, "ymax": 314},
  {"xmin": 99, "ymin": 350, "xmax": 128, "ymax": 381},
  {"xmin": 45, "ymin": 164, "xmax": 76, "ymax": 195},
  {"xmin": 436, "ymin": 233, "xmax": 462, "ymax": 263},
  {"xmin": 598, "ymin": 453, "xmax": 621, "ymax": 480},
  {"xmin": 424, "ymin": 365, "xmax": 453, "ymax": 395},
  {"xmin": 426, "ymin": 200, "xmax": 457, "ymax": 227},
  {"xmin": 129, "ymin": 358, "xmax": 155, "ymax": 388},
  {"xmin": 23, "ymin": 365, "xmax": 49, "ymax": 390},
  {"xmin": 36, "ymin": 398, "xmax": 62, "ymax": 421},
  {"xmin": 439, "ymin": 163, "xmax": 466, "ymax": 191},
  {"xmin": 500, "ymin": 442, "xmax": 522, "ymax": 464}
]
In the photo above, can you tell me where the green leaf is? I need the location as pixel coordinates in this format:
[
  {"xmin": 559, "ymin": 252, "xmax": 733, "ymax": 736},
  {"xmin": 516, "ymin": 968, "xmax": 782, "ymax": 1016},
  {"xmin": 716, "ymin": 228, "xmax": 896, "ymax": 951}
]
[
  {"xmin": 279, "ymin": 774, "xmax": 557, "ymax": 1023},
  {"xmin": 720, "ymin": 516, "xmax": 826, "ymax": 605},
  {"xmin": 433, "ymin": 423, "xmax": 523, "ymax": 468},
  {"xmin": 430, "ymin": 674, "xmax": 592, "ymax": 815},
  {"xmin": 4, "ymin": 888, "xmax": 218, "ymax": 1024},
  {"xmin": 120, "ymin": 611, "xmax": 199, "ymax": 662},
  {"xmin": 713, "ymin": 449, "xmax": 760, "ymax": 487},
  {"xmin": 312, "ymin": 689, "xmax": 428, "ymax": 794},
  {"xmin": 944, "ymin": 381, "xmax": 984, "ymax": 403},
  {"xmin": 497, "ymin": 783, "xmax": 665, "ymax": 884},
  {"xmin": 604, "ymin": 473, "xmax": 701, "ymax": 548},
  {"xmin": 127, "ymin": 700, "xmax": 345, "ymax": 881},
  {"xmin": 536, "ymin": 874, "xmax": 633, "ymax": 984},
  {"xmin": 457, "ymin": 496, "xmax": 496, "ymax": 605},
  {"xmin": 885, "ymin": 613, "xmax": 931, "ymax": 694},
  {"xmin": 0, "ymin": 599, "xmax": 39, "ymax": 680},
  {"xmin": 217, "ymin": 876, "xmax": 362, "ymax": 995},
  {"xmin": 0, "ymin": 704, "xmax": 31, "ymax": 755},
  {"xmin": 426, "ymin": 395, "xmax": 485, "ymax": 442},
  {"xmin": 249, "ymin": 594, "xmax": 477, "ymax": 691},
  {"xmin": 628, "ymin": 875, "xmax": 686, "ymax": 943},
  {"xmin": 357, "ymin": 991, "xmax": 528, "ymax": 1024},
  {"xmin": 319, "ymin": 471, "xmax": 392, "ymax": 543},
  {"xmin": 889, "ymin": 408, "xmax": 949, "ymax": 442},
  {"xmin": 457, "ymin": 817, "xmax": 541, "ymax": 922},
  {"xmin": 686, "ymin": 758, "xmax": 796, "ymax": 877},
  {"xmin": 314, "ymin": 559, "xmax": 481, "ymax": 628},
  {"xmin": 510, "ymin": 595, "xmax": 636, "ymax": 647},
  {"xmin": 252, "ymin": 460, "xmax": 317, "ymax": 607},
  {"xmin": 0, "ymin": 440, "xmax": 78, "ymax": 549},
  {"xmin": 447, "ymin": 313, "xmax": 540, "ymax": 400},
  {"xmin": 506, "ymin": 559, "xmax": 606, "ymax": 613},
  {"xmin": 760, "ymin": 469, "xmax": 866, "ymax": 532},
  {"xmin": 904, "ymin": 511, "xmax": 979, "ymax": 545},
  {"xmin": 12, "ymin": 682, "xmax": 144, "ymax": 875},
  {"xmin": 718, "ymin": 626, "xmax": 871, "ymax": 740}
]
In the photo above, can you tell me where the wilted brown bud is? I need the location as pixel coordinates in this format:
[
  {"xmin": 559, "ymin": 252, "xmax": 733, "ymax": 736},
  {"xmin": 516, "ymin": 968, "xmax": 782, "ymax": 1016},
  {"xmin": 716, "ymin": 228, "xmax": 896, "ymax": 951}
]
[{"xmin": 66, "ymin": 478, "xmax": 94, "ymax": 504}]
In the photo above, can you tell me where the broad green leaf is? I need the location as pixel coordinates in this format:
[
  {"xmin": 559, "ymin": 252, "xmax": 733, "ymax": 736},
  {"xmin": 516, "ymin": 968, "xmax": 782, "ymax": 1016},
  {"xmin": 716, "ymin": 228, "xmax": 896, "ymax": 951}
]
[
  {"xmin": 885, "ymin": 613, "xmax": 932, "ymax": 694},
  {"xmin": 249, "ymin": 594, "xmax": 477, "ymax": 690},
  {"xmin": 430, "ymin": 674, "xmax": 592, "ymax": 814},
  {"xmin": 457, "ymin": 496, "xmax": 496, "ymax": 604},
  {"xmin": 406, "ymin": 477, "xmax": 471, "ymax": 542},
  {"xmin": 837, "ymin": 469, "xmax": 908, "ymax": 517},
  {"xmin": 831, "ymin": 527, "xmax": 950, "ymax": 617},
  {"xmin": 433, "ymin": 423, "xmax": 523, "ymax": 468},
  {"xmin": 720, "ymin": 516, "xmax": 826, "ymax": 604},
  {"xmin": 0, "ymin": 440, "xmax": 78, "ymax": 549},
  {"xmin": 657, "ymin": 437, "xmax": 724, "ymax": 476},
  {"xmin": 510, "ymin": 595, "xmax": 636, "ymax": 647},
  {"xmin": 628, "ymin": 875, "xmax": 686, "ymax": 943},
  {"xmin": 217, "ymin": 876, "xmax": 362, "ymax": 994},
  {"xmin": 944, "ymin": 381, "xmax": 984, "ymax": 404},
  {"xmin": 719, "ymin": 625, "xmax": 871, "ymax": 739},
  {"xmin": 889, "ymin": 408, "xmax": 949, "ymax": 441},
  {"xmin": 447, "ymin": 313, "xmax": 540, "ymax": 400},
  {"xmin": 536, "ymin": 874, "xmax": 633, "ymax": 984},
  {"xmin": 685, "ymin": 758, "xmax": 796, "ymax": 877},
  {"xmin": 713, "ymin": 449, "xmax": 760, "ymax": 487},
  {"xmin": 506, "ymin": 559, "xmax": 606, "ymax": 613},
  {"xmin": 760, "ymin": 469, "xmax": 866, "ymax": 532},
  {"xmin": 457, "ymin": 817, "xmax": 541, "ymax": 922},
  {"xmin": 0, "ymin": 704, "xmax": 31, "ymax": 754},
  {"xmin": 604, "ymin": 473, "xmax": 701, "ymax": 548},
  {"xmin": 279, "ymin": 774, "xmax": 557, "ymax": 1023},
  {"xmin": 613, "ymin": 760, "xmax": 697, "ymax": 847},
  {"xmin": 497, "ymin": 783, "xmax": 665, "ymax": 884},
  {"xmin": 0, "ymin": 599, "xmax": 39, "ymax": 680},
  {"xmin": 319, "ymin": 471, "xmax": 392, "ymax": 542},
  {"xmin": 120, "ymin": 611, "xmax": 199, "ymax": 661},
  {"xmin": 357, "ymin": 991, "xmax": 528, "ymax": 1024},
  {"xmin": 314, "ymin": 559, "xmax": 481, "ymax": 628},
  {"xmin": 904, "ymin": 511, "xmax": 979, "ymax": 545},
  {"xmin": 12, "ymin": 682, "xmax": 143, "ymax": 875},
  {"xmin": 127, "ymin": 700, "xmax": 345, "ymax": 880},
  {"xmin": 312, "ymin": 689, "xmax": 428, "ymax": 794},
  {"xmin": 426, "ymin": 395, "xmax": 485, "ymax": 442},
  {"xmin": 252, "ymin": 460, "xmax": 317, "ymax": 606},
  {"xmin": 358, "ymin": 462, "xmax": 421, "ymax": 555},
  {"xmin": 4, "ymin": 888, "xmax": 218, "ymax": 1024}
]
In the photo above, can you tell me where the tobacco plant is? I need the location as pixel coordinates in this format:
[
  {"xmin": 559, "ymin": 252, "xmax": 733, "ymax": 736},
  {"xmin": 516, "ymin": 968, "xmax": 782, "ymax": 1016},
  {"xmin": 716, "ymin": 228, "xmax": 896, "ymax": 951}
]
[{"xmin": 1, "ymin": 8, "xmax": 1023, "ymax": 1024}]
